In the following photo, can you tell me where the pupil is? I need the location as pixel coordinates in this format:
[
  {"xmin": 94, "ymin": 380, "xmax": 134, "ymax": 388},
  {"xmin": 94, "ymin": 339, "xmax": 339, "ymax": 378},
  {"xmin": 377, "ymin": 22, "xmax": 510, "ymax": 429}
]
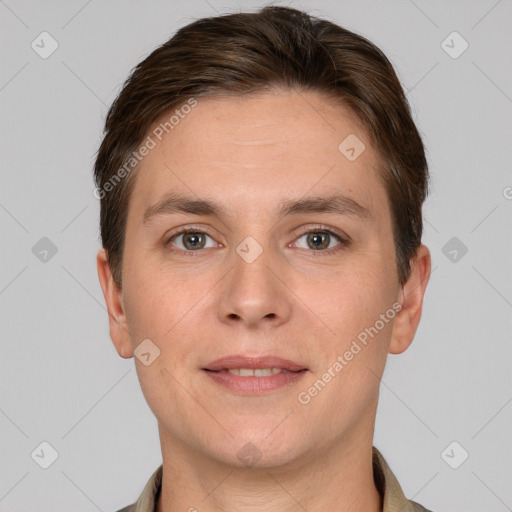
[
  {"xmin": 309, "ymin": 232, "xmax": 328, "ymax": 249},
  {"xmin": 185, "ymin": 233, "xmax": 203, "ymax": 249}
]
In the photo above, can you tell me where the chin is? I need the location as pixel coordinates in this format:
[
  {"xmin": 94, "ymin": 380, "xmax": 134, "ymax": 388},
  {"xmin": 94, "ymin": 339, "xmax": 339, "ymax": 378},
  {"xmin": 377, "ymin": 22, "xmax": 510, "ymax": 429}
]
[{"xmin": 215, "ymin": 426, "xmax": 306, "ymax": 469}]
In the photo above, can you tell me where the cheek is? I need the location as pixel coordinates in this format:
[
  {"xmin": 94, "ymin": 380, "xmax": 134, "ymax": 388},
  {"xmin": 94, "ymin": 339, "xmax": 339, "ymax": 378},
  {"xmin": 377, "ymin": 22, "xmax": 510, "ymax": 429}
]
[
  {"xmin": 122, "ymin": 263, "xmax": 212, "ymax": 376},
  {"xmin": 317, "ymin": 262, "xmax": 395, "ymax": 332},
  {"xmin": 306, "ymin": 266, "xmax": 397, "ymax": 394},
  {"xmin": 122, "ymin": 254, "xmax": 181, "ymax": 335},
  {"xmin": 134, "ymin": 365, "xmax": 198, "ymax": 441}
]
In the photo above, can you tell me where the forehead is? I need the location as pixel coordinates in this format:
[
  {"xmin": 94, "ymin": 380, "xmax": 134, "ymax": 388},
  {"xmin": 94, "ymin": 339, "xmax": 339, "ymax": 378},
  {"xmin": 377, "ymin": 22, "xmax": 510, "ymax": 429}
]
[{"xmin": 128, "ymin": 88, "xmax": 387, "ymax": 221}]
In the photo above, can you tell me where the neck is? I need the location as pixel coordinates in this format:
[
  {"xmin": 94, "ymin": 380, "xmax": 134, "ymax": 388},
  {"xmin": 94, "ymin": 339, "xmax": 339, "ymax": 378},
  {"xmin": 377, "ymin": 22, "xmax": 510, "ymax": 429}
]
[{"xmin": 156, "ymin": 426, "xmax": 382, "ymax": 512}]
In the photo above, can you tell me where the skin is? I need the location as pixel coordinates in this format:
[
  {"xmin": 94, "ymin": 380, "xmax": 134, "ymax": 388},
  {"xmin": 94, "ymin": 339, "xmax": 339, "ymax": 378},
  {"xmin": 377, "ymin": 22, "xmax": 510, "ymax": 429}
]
[{"xmin": 97, "ymin": 88, "xmax": 431, "ymax": 512}]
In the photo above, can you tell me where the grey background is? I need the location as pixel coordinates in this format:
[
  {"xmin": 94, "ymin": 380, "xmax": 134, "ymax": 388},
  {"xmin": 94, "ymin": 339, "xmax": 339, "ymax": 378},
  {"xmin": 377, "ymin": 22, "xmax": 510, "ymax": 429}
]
[{"xmin": 1, "ymin": 0, "xmax": 511, "ymax": 510}]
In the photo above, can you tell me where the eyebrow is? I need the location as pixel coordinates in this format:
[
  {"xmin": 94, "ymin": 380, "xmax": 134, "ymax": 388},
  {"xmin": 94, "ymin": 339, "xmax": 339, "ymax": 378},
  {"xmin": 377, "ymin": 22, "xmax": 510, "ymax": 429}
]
[{"xmin": 142, "ymin": 191, "xmax": 372, "ymax": 224}]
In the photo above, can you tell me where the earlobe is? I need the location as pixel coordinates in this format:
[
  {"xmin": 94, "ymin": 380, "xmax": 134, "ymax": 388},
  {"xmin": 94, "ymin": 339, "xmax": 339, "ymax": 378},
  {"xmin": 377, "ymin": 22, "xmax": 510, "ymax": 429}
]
[
  {"xmin": 388, "ymin": 244, "xmax": 431, "ymax": 355},
  {"xmin": 96, "ymin": 248, "xmax": 134, "ymax": 359}
]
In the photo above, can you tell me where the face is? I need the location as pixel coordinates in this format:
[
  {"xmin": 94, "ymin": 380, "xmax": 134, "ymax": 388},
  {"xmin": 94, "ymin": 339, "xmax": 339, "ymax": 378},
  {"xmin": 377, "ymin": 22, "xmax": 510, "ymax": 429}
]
[{"xmin": 98, "ymin": 88, "xmax": 430, "ymax": 469}]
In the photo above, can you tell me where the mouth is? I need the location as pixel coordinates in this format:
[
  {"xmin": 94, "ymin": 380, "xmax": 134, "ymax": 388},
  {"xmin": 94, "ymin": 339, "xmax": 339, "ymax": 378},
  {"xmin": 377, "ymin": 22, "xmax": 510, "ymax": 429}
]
[
  {"xmin": 202, "ymin": 354, "xmax": 308, "ymax": 372},
  {"xmin": 201, "ymin": 355, "xmax": 308, "ymax": 395},
  {"xmin": 203, "ymin": 368, "xmax": 307, "ymax": 376}
]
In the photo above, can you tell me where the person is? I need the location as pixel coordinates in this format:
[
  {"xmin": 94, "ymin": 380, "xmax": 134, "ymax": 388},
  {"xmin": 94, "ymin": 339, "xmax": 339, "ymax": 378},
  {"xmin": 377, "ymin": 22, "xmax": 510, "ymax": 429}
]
[{"xmin": 94, "ymin": 5, "xmax": 432, "ymax": 512}]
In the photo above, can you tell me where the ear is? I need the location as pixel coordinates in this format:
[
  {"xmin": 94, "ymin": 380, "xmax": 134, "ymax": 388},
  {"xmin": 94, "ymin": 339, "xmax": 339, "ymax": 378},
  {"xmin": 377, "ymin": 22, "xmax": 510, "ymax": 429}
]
[
  {"xmin": 389, "ymin": 244, "xmax": 431, "ymax": 355},
  {"xmin": 96, "ymin": 248, "xmax": 134, "ymax": 359}
]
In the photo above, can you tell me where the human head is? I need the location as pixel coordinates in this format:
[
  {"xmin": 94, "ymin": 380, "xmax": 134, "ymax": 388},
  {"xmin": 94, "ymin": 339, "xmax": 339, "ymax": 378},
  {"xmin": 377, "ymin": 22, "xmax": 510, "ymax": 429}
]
[
  {"xmin": 94, "ymin": 5, "xmax": 429, "ymax": 290},
  {"xmin": 95, "ymin": 4, "xmax": 431, "ymax": 479}
]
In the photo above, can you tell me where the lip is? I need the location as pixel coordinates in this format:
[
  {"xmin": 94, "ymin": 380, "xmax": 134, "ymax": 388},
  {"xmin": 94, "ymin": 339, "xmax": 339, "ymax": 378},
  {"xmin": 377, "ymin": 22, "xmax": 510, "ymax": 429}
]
[
  {"xmin": 203, "ymin": 355, "xmax": 307, "ymax": 372},
  {"xmin": 202, "ymin": 355, "xmax": 308, "ymax": 395}
]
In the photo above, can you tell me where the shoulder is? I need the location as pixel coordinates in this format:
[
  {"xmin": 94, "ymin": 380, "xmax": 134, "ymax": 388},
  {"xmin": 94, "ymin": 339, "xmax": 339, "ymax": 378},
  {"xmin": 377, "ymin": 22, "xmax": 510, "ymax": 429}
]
[
  {"xmin": 114, "ymin": 505, "xmax": 136, "ymax": 512},
  {"xmin": 410, "ymin": 500, "xmax": 434, "ymax": 512}
]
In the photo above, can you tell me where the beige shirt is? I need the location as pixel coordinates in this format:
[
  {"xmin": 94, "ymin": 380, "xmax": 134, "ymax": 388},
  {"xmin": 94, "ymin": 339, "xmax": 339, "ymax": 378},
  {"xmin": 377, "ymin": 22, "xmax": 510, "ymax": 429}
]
[{"xmin": 116, "ymin": 446, "xmax": 432, "ymax": 512}]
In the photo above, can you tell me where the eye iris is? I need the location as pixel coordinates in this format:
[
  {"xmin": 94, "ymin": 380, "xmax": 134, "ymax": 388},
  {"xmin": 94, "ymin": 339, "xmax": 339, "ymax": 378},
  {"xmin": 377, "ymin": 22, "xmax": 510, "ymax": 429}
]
[
  {"xmin": 308, "ymin": 232, "xmax": 329, "ymax": 250},
  {"xmin": 183, "ymin": 232, "xmax": 205, "ymax": 250}
]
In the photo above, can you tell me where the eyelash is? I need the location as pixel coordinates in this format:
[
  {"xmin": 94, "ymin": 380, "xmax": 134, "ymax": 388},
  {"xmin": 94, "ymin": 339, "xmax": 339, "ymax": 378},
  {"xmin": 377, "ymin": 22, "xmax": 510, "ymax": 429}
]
[{"xmin": 165, "ymin": 224, "xmax": 350, "ymax": 258}]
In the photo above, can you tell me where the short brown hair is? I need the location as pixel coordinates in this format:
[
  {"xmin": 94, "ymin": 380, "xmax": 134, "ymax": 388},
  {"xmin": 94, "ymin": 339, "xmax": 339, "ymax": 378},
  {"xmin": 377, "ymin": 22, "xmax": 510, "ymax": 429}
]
[{"xmin": 94, "ymin": 5, "xmax": 429, "ymax": 288}]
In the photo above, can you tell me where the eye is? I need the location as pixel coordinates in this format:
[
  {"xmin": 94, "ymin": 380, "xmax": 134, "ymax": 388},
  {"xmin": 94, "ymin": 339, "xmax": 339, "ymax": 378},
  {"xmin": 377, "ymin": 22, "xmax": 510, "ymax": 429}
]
[
  {"xmin": 165, "ymin": 225, "xmax": 349, "ymax": 257},
  {"xmin": 292, "ymin": 227, "xmax": 348, "ymax": 255},
  {"xmin": 167, "ymin": 229, "xmax": 217, "ymax": 252}
]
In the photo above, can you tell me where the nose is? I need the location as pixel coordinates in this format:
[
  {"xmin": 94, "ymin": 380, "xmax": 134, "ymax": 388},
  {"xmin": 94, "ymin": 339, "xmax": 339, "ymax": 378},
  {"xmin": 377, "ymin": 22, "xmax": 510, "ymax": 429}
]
[{"xmin": 217, "ymin": 245, "xmax": 292, "ymax": 329}]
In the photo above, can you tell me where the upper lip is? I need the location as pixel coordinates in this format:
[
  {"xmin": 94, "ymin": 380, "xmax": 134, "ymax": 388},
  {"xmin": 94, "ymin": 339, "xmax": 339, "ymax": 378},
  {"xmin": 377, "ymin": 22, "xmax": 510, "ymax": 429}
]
[{"xmin": 203, "ymin": 355, "xmax": 307, "ymax": 372}]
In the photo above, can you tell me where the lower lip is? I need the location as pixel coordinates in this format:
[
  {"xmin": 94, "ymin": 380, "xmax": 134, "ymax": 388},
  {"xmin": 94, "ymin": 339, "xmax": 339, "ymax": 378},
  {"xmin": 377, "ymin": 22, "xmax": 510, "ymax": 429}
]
[{"xmin": 202, "ymin": 369, "xmax": 308, "ymax": 395}]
